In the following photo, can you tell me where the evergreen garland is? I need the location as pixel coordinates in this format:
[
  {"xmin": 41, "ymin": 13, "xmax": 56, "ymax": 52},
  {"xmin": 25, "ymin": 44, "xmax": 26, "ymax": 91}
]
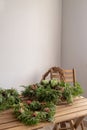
[
  {"xmin": 21, "ymin": 79, "xmax": 83, "ymax": 104},
  {"xmin": 0, "ymin": 88, "xmax": 20, "ymax": 111}
]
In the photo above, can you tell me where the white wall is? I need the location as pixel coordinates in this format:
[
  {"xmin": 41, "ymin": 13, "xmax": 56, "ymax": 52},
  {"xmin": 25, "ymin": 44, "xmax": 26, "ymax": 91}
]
[
  {"xmin": 0, "ymin": 0, "xmax": 62, "ymax": 91},
  {"xmin": 62, "ymin": 0, "xmax": 87, "ymax": 97}
]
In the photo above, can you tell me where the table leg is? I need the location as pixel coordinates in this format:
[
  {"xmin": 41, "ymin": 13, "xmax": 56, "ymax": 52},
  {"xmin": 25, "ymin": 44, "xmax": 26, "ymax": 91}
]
[
  {"xmin": 53, "ymin": 123, "xmax": 59, "ymax": 130},
  {"xmin": 80, "ymin": 121, "xmax": 84, "ymax": 130},
  {"xmin": 70, "ymin": 120, "xmax": 76, "ymax": 130},
  {"xmin": 74, "ymin": 116, "xmax": 85, "ymax": 130}
]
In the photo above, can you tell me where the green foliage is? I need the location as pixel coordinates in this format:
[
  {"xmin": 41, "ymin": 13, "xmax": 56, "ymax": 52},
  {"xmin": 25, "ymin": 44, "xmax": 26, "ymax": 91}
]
[
  {"xmin": 0, "ymin": 79, "xmax": 83, "ymax": 126},
  {"xmin": 72, "ymin": 82, "xmax": 83, "ymax": 96},
  {"xmin": 62, "ymin": 85, "xmax": 73, "ymax": 103},
  {"xmin": 41, "ymin": 80, "xmax": 49, "ymax": 86},
  {"xmin": 13, "ymin": 101, "xmax": 56, "ymax": 125},
  {"xmin": 21, "ymin": 79, "xmax": 83, "ymax": 105},
  {"xmin": 36, "ymin": 87, "xmax": 59, "ymax": 103},
  {"xmin": 50, "ymin": 79, "xmax": 59, "ymax": 87},
  {"xmin": 22, "ymin": 85, "xmax": 36, "ymax": 97},
  {"xmin": 27, "ymin": 101, "xmax": 41, "ymax": 111},
  {"xmin": 22, "ymin": 83, "xmax": 60, "ymax": 103},
  {"xmin": 0, "ymin": 88, "xmax": 20, "ymax": 112}
]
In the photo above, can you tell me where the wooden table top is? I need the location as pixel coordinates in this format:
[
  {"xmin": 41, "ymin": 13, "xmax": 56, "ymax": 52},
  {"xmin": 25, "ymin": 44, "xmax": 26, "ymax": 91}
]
[{"xmin": 0, "ymin": 96, "xmax": 87, "ymax": 130}]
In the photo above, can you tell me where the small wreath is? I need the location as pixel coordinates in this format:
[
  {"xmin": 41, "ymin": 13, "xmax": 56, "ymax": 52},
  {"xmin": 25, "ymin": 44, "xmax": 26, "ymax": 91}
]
[{"xmin": 13, "ymin": 100, "xmax": 56, "ymax": 125}]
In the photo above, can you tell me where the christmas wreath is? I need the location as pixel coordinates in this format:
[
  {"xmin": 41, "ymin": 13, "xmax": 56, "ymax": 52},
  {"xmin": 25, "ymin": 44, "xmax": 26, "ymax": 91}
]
[{"xmin": 13, "ymin": 101, "xmax": 56, "ymax": 125}]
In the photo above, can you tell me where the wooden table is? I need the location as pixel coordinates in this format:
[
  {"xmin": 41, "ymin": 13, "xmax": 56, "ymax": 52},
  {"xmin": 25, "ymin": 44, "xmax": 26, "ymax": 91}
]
[{"xmin": 0, "ymin": 97, "xmax": 87, "ymax": 130}]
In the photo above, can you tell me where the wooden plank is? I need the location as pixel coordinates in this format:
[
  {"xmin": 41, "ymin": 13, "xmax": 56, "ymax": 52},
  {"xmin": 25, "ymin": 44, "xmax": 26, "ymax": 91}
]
[
  {"xmin": 7, "ymin": 126, "xmax": 33, "ymax": 130},
  {"xmin": 54, "ymin": 110, "xmax": 87, "ymax": 123},
  {"xmin": 55, "ymin": 105, "xmax": 87, "ymax": 117},
  {"xmin": 0, "ymin": 121, "xmax": 23, "ymax": 130},
  {"xmin": 52, "ymin": 72, "xmax": 60, "ymax": 75},
  {"xmin": 0, "ymin": 109, "xmax": 13, "ymax": 115},
  {"xmin": 64, "ymin": 78, "xmax": 73, "ymax": 81},
  {"xmin": 64, "ymin": 79, "xmax": 74, "ymax": 82},
  {"xmin": 56, "ymin": 102, "xmax": 87, "ymax": 112},
  {"xmin": 6, "ymin": 122, "xmax": 53, "ymax": 130},
  {"xmin": 52, "ymin": 75, "xmax": 60, "ymax": 78},
  {"xmin": 64, "ymin": 73, "xmax": 73, "ymax": 77},
  {"xmin": 64, "ymin": 70, "xmax": 73, "ymax": 73},
  {"xmin": 7, "ymin": 126, "xmax": 32, "ymax": 130},
  {"xmin": 56, "ymin": 100, "xmax": 87, "ymax": 112},
  {"xmin": 0, "ymin": 111, "xmax": 14, "ymax": 118},
  {"xmin": 0, "ymin": 118, "xmax": 17, "ymax": 124},
  {"xmin": 56, "ymin": 97, "xmax": 87, "ymax": 109}
]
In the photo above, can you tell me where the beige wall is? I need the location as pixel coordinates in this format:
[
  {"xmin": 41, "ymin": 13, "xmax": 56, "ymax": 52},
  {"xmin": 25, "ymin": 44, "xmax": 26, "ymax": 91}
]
[
  {"xmin": 62, "ymin": 0, "xmax": 87, "ymax": 97},
  {"xmin": 0, "ymin": 0, "xmax": 62, "ymax": 91}
]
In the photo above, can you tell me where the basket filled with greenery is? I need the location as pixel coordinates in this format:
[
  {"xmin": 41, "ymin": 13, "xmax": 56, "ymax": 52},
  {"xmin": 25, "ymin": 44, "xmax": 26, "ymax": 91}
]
[{"xmin": 21, "ymin": 79, "xmax": 83, "ymax": 104}]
